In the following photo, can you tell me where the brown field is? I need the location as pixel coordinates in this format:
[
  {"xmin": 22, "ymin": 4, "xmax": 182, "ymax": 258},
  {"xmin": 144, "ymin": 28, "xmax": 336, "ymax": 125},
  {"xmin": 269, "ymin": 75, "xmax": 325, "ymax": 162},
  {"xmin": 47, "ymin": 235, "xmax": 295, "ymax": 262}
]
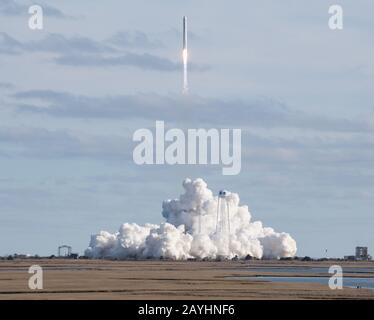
[{"xmin": 0, "ymin": 259, "xmax": 374, "ymax": 300}]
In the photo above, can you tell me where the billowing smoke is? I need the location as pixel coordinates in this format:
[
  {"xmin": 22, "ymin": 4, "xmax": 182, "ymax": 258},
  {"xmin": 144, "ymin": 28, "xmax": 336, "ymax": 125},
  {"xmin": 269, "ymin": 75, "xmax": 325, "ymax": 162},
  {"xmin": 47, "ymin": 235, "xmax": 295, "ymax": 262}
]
[{"xmin": 85, "ymin": 178, "xmax": 297, "ymax": 260}]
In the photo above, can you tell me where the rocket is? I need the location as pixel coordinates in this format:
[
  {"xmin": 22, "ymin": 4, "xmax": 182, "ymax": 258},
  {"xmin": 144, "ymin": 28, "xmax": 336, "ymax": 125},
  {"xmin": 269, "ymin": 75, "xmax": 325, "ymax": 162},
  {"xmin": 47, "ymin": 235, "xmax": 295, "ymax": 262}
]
[
  {"xmin": 183, "ymin": 16, "xmax": 187, "ymax": 51},
  {"xmin": 182, "ymin": 16, "xmax": 188, "ymax": 94}
]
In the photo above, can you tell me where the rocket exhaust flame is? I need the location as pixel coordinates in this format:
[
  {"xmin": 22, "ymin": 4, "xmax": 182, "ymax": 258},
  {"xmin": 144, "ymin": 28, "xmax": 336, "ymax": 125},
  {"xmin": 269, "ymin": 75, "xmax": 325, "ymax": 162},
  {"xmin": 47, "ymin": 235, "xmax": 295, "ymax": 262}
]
[
  {"xmin": 182, "ymin": 16, "xmax": 188, "ymax": 94},
  {"xmin": 183, "ymin": 49, "xmax": 188, "ymax": 62}
]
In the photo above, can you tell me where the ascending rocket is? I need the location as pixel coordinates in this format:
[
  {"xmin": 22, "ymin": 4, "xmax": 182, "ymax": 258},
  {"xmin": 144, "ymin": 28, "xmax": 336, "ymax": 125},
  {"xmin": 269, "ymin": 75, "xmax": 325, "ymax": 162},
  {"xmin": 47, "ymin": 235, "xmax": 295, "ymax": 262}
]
[
  {"xmin": 182, "ymin": 16, "xmax": 188, "ymax": 94},
  {"xmin": 183, "ymin": 16, "xmax": 187, "ymax": 51}
]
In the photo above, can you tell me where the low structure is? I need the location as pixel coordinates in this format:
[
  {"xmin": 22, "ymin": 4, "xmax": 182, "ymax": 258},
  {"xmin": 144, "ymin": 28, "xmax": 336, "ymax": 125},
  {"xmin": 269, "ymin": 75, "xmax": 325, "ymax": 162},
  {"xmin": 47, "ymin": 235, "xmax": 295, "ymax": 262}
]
[
  {"xmin": 344, "ymin": 247, "xmax": 372, "ymax": 261},
  {"xmin": 58, "ymin": 245, "xmax": 79, "ymax": 259}
]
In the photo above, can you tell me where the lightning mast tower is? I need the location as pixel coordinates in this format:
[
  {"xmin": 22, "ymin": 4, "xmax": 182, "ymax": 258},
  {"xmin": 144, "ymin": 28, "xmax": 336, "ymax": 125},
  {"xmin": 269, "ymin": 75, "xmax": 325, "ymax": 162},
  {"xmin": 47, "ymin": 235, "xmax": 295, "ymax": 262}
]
[{"xmin": 216, "ymin": 190, "xmax": 231, "ymax": 257}]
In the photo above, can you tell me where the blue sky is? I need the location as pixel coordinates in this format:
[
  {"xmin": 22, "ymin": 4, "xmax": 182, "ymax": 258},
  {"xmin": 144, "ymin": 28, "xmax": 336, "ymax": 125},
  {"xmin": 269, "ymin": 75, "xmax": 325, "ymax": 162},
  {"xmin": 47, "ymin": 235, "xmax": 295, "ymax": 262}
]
[{"xmin": 0, "ymin": 0, "xmax": 373, "ymax": 257}]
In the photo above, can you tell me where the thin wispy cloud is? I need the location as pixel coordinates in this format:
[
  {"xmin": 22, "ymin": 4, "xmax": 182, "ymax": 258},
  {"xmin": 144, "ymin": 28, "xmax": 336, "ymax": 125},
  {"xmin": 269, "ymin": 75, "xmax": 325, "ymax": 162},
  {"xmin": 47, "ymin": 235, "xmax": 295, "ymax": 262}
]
[
  {"xmin": 54, "ymin": 53, "xmax": 180, "ymax": 71},
  {"xmin": 0, "ymin": 32, "xmax": 23, "ymax": 54},
  {"xmin": 0, "ymin": 126, "xmax": 131, "ymax": 159},
  {"xmin": 0, "ymin": 32, "xmax": 114, "ymax": 55},
  {"xmin": 108, "ymin": 31, "xmax": 165, "ymax": 49},
  {"xmin": 0, "ymin": 0, "xmax": 71, "ymax": 18},
  {"xmin": 0, "ymin": 32, "xmax": 209, "ymax": 71},
  {"xmin": 10, "ymin": 90, "xmax": 373, "ymax": 133},
  {"xmin": 0, "ymin": 82, "xmax": 15, "ymax": 89}
]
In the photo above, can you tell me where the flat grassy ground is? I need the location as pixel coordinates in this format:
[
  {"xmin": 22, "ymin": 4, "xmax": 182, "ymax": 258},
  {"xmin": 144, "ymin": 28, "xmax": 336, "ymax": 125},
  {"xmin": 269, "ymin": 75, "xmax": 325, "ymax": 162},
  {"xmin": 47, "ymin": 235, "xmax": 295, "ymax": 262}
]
[{"xmin": 0, "ymin": 259, "xmax": 373, "ymax": 299}]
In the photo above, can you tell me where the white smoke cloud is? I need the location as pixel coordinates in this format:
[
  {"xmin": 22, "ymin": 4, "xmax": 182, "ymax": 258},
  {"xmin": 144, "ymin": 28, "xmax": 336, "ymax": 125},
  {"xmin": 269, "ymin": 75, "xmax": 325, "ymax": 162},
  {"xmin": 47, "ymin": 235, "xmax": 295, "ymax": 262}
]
[{"xmin": 85, "ymin": 178, "xmax": 297, "ymax": 260}]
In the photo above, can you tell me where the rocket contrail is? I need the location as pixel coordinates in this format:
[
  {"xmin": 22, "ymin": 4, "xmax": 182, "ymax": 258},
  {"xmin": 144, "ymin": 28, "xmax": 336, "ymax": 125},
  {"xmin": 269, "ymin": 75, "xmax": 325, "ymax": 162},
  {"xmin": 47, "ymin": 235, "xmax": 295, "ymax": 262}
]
[{"xmin": 182, "ymin": 16, "xmax": 188, "ymax": 94}]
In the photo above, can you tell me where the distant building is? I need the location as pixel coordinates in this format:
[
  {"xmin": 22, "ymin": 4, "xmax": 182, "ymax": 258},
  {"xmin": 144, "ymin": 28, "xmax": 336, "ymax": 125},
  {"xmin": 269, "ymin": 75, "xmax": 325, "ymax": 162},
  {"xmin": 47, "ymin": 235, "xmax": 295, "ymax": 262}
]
[
  {"xmin": 355, "ymin": 247, "xmax": 371, "ymax": 261},
  {"xmin": 344, "ymin": 247, "xmax": 372, "ymax": 261}
]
